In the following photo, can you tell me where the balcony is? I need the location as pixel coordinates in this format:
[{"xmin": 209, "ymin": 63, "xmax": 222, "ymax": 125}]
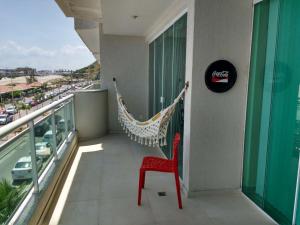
[
  {"xmin": 48, "ymin": 134, "xmax": 275, "ymax": 225},
  {"xmin": 0, "ymin": 85, "xmax": 275, "ymax": 225}
]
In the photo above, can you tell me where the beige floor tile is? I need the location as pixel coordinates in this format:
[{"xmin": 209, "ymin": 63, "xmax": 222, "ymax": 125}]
[
  {"xmin": 57, "ymin": 134, "xmax": 277, "ymax": 225},
  {"xmin": 59, "ymin": 200, "xmax": 98, "ymax": 225}
]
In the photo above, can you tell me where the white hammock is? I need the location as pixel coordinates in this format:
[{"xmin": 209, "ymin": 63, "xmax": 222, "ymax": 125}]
[{"xmin": 113, "ymin": 78, "xmax": 188, "ymax": 147}]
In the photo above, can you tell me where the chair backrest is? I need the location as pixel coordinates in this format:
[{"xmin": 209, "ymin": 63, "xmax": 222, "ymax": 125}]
[{"xmin": 172, "ymin": 133, "xmax": 181, "ymax": 162}]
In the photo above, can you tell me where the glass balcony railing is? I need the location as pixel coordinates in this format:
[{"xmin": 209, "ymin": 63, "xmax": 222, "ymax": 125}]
[{"xmin": 0, "ymin": 94, "xmax": 75, "ymax": 225}]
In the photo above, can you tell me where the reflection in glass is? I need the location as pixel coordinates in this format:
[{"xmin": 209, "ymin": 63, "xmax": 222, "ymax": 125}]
[{"xmin": 0, "ymin": 130, "xmax": 32, "ymax": 224}]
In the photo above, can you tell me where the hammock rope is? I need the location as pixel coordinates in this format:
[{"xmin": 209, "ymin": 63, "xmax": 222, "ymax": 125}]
[{"xmin": 113, "ymin": 77, "xmax": 188, "ymax": 147}]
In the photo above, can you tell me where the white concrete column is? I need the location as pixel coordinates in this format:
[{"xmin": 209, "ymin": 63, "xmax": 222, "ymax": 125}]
[{"xmin": 183, "ymin": 0, "xmax": 253, "ymax": 195}]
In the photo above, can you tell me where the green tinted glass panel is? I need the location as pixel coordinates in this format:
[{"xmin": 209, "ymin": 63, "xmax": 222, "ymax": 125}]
[
  {"xmin": 154, "ymin": 35, "xmax": 163, "ymax": 114},
  {"xmin": 149, "ymin": 43, "xmax": 155, "ymax": 117},
  {"xmin": 264, "ymin": 0, "xmax": 300, "ymax": 223},
  {"xmin": 148, "ymin": 14, "xmax": 187, "ymax": 176},
  {"xmin": 173, "ymin": 14, "xmax": 187, "ymax": 176},
  {"xmin": 242, "ymin": 0, "xmax": 269, "ymax": 206},
  {"xmin": 243, "ymin": 0, "xmax": 300, "ymax": 224},
  {"xmin": 162, "ymin": 26, "xmax": 174, "ymax": 158}
]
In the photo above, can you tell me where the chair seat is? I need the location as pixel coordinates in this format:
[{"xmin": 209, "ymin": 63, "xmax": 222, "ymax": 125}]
[
  {"xmin": 141, "ymin": 156, "xmax": 175, "ymax": 172},
  {"xmin": 138, "ymin": 133, "xmax": 182, "ymax": 209}
]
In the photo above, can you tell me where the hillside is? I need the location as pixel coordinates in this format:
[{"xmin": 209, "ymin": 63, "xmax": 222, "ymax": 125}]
[{"xmin": 75, "ymin": 61, "xmax": 100, "ymax": 75}]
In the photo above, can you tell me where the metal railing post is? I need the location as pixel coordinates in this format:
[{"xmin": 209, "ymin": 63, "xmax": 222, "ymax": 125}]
[
  {"xmin": 71, "ymin": 97, "xmax": 76, "ymax": 132},
  {"xmin": 51, "ymin": 109, "xmax": 58, "ymax": 160},
  {"xmin": 28, "ymin": 120, "xmax": 39, "ymax": 193}
]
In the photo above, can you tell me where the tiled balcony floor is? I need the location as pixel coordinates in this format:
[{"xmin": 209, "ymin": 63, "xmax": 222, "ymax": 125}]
[{"xmin": 51, "ymin": 134, "xmax": 276, "ymax": 225}]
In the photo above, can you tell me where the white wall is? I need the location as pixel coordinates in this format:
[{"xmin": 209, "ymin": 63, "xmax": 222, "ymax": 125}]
[
  {"xmin": 183, "ymin": 0, "xmax": 253, "ymax": 194},
  {"xmin": 99, "ymin": 31, "xmax": 148, "ymax": 133},
  {"xmin": 74, "ymin": 89, "xmax": 108, "ymax": 141},
  {"xmin": 97, "ymin": 0, "xmax": 253, "ymax": 195}
]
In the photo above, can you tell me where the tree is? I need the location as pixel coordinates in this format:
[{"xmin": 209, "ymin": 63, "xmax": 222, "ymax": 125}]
[
  {"xmin": 25, "ymin": 69, "xmax": 37, "ymax": 84},
  {"xmin": 0, "ymin": 179, "xmax": 24, "ymax": 224},
  {"xmin": 41, "ymin": 83, "xmax": 48, "ymax": 91},
  {"xmin": 16, "ymin": 102, "xmax": 31, "ymax": 112},
  {"xmin": 33, "ymin": 93, "xmax": 44, "ymax": 102},
  {"xmin": 10, "ymin": 90, "xmax": 22, "ymax": 98}
]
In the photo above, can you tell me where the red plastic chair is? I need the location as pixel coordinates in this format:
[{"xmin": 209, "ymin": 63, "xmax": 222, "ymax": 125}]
[{"xmin": 138, "ymin": 133, "xmax": 182, "ymax": 209}]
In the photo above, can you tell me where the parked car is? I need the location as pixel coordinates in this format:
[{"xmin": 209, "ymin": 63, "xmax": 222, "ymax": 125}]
[
  {"xmin": 24, "ymin": 99, "xmax": 32, "ymax": 107},
  {"xmin": 30, "ymin": 100, "xmax": 38, "ymax": 106},
  {"xmin": 46, "ymin": 114, "xmax": 62, "ymax": 126},
  {"xmin": 11, "ymin": 156, "xmax": 42, "ymax": 182},
  {"xmin": 43, "ymin": 130, "xmax": 63, "ymax": 145},
  {"xmin": 57, "ymin": 119, "xmax": 66, "ymax": 132},
  {"xmin": 5, "ymin": 106, "xmax": 17, "ymax": 115},
  {"xmin": 35, "ymin": 142, "xmax": 53, "ymax": 159},
  {"xmin": 0, "ymin": 114, "xmax": 13, "ymax": 125},
  {"xmin": 34, "ymin": 122, "xmax": 50, "ymax": 137},
  {"xmin": 44, "ymin": 94, "xmax": 50, "ymax": 99},
  {"xmin": 57, "ymin": 119, "xmax": 71, "ymax": 132}
]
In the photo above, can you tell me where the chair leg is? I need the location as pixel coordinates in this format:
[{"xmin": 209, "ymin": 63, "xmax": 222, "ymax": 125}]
[
  {"xmin": 174, "ymin": 171, "xmax": 183, "ymax": 209},
  {"xmin": 138, "ymin": 169, "xmax": 143, "ymax": 206},
  {"xmin": 141, "ymin": 171, "xmax": 146, "ymax": 189}
]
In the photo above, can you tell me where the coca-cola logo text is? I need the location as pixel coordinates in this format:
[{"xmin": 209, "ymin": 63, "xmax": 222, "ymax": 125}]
[{"xmin": 211, "ymin": 71, "xmax": 229, "ymax": 83}]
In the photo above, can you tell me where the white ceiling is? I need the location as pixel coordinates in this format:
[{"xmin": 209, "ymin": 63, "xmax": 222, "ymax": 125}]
[
  {"xmin": 56, "ymin": 0, "xmax": 102, "ymax": 21},
  {"xmin": 76, "ymin": 28, "xmax": 100, "ymax": 54},
  {"xmin": 56, "ymin": 0, "xmax": 179, "ymax": 62},
  {"xmin": 75, "ymin": 19, "xmax": 100, "ymax": 62},
  {"xmin": 56, "ymin": 0, "xmax": 177, "ymax": 36},
  {"xmin": 101, "ymin": 0, "xmax": 175, "ymax": 36}
]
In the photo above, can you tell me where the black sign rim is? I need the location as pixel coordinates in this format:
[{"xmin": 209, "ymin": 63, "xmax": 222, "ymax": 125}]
[{"xmin": 205, "ymin": 60, "xmax": 237, "ymax": 93}]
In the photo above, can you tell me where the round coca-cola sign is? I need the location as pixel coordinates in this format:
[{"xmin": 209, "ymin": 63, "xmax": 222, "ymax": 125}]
[{"xmin": 205, "ymin": 60, "xmax": 237, "ymax": 93}]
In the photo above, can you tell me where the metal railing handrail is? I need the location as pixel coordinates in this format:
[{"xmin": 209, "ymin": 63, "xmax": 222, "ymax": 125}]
[
  {"xmin": 0, "ymin": 94, "xmax": 74, "ymax": 138},
  {"xmin": 82, "ymin": 83, "xmax": 94, "ymax": 90}
]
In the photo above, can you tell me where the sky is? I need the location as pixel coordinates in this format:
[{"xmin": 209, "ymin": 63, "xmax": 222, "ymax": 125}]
[{"xmin": 0, "ymin": 0, "xmax": 95, "ymax": 70}]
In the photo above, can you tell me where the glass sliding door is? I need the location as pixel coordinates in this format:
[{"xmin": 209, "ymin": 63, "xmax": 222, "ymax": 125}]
[
  {"xmin": 148, "ymin": 14, "xmax": 187, "ymax": 175},
  {"xmin": 162, "ymin": 26, "xmax": 174, "ymax": 158},
  {"xmin": 264, "ymin": 0, "xmax": 300, "ymax": 223},
  {"xmin": 172, "ymin": 15, "xmax": 187, "ymax": 176},
  {"xmin": 243, "ymin": 0, "xmax": 300, "ymax": 224},
  {"xmin": 149, "ymin": 42, "xmax": 155, "ymax": 117},
  {"xmin": 242, "ymin": 0, "xmax": 269, "ymax": 206},
  {"xmin": 154, "ymin": 35, "xmax": 163, "ymax": 115}
]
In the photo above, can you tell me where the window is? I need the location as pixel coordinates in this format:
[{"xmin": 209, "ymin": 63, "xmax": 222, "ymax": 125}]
[
  {"xmin": 149, "ymin": 14, "xmax": 187, "ymax": 176},
  {"xmin": 243, "ymin": 0, "xmax": 300, "ymax": 224}
]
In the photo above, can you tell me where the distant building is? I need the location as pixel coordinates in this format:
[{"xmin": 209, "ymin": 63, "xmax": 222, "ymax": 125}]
[
  {"xmin": 0, "ymin": 69, "xmax": 15, "ymax": 76},
  {"xmin": 0, "ymin": 67, "xmax": 41, "ymax": 78},
  {"xmin": 37, "ymin": 70, "xmax": 53, "ymax": 76},
  {"xmin": 15, "ymin": 67, "xmax": 36, "ymax": 76},
  {"xmin": 54, "ymin": 69, "xmax": 73, "ymax": 76}
]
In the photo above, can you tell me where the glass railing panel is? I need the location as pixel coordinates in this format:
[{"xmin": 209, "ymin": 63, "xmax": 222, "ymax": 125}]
[
  {"xmin": 0, "ymin": 129, "xmax": 33, "ymax": 224},
  {"xmin": 54, "ymin": 106, "xmax": 65, "ymax": 148},
  {"xmin": 0, "ymin": 94, "xmax": 75, "ymax": 224},
  {"xmin": 70, "ymin": 101, "xmax": 75, "ymax": 132},
  {"xmin": 65, "ymin": 101, "xmax": 73, "ymax": 133},
  {"xmin": 34, "ymin": 116, "xmax": 54, "ymax": 176}
]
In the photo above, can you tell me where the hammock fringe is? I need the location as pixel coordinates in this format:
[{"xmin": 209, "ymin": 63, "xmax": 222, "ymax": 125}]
[{"xmin": 113, "ymin": 78, "xmax": 188, "ymax": 147}]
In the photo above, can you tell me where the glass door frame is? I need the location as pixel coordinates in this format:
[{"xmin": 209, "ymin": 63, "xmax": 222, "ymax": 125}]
[
  {"xmin": 148, "ymin": 14, "xmax": 187, "ymax": 176},
  {"xmin": 243, "ymin": 0, "xmax": 300, "ymax": 224}
]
